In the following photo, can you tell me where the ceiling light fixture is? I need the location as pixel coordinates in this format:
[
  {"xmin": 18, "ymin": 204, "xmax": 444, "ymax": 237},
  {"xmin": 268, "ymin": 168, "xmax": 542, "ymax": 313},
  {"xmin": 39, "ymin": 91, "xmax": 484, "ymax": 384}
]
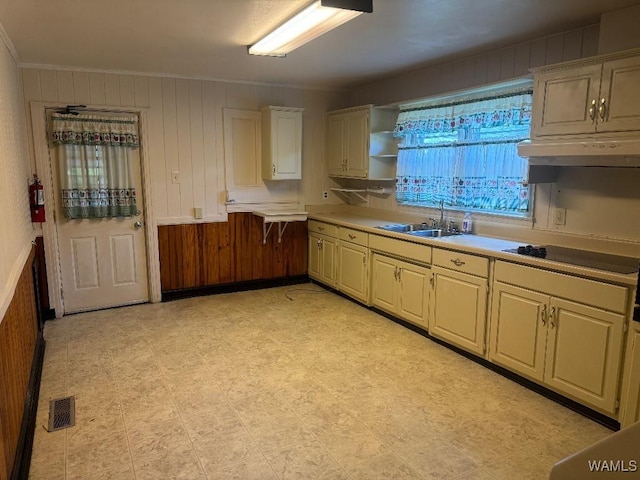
[{"xmin": 248, "ymin": 0, "xmax": 373, "ymax": 57}]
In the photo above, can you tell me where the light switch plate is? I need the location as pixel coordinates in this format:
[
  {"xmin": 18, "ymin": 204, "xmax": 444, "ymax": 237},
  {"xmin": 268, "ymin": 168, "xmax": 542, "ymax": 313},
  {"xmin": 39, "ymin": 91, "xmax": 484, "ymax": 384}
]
[
  {"xmin": 171, "ymin": 171, "xmax": 180, "ymax": 184},
  {"xmin": 194, "ymin": 207, "xmax": 203, "ymax": 219}
]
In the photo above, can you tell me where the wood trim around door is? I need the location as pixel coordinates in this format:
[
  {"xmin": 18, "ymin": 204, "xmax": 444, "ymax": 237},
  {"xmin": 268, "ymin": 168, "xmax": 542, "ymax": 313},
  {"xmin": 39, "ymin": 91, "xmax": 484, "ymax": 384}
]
[{"xmin": 29, "ymin": 101, "xmax": 161, "ymax": 317}]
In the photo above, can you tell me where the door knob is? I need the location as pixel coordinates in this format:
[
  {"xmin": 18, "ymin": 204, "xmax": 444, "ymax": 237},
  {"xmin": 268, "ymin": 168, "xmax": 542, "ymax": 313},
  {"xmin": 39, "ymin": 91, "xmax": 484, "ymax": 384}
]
[{"xmin": 134, "ymin": 221, "xmax": 143, "ymax": 230}]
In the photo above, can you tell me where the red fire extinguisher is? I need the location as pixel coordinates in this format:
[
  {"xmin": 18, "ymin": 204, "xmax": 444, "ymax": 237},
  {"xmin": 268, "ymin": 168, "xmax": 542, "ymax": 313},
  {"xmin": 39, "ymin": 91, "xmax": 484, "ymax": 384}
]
[{"xmin": 29, "ymin": 174, "xmax": 46, "ymax": 222}]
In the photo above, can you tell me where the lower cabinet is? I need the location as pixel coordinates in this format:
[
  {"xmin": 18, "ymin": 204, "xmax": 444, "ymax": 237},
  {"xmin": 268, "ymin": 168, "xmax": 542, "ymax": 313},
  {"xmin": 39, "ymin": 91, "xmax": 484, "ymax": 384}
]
[
  {"xmin": 490, "ymin": 262, "xmax": 627, "ymax": 416},
  {"xmin": 337, "ymin": 240, "xmax": 369, "ymax": 303},
  {"xmin": 429, "ymin": 265, "xmax": 488, "ymax": 356},
  {"xmin": 620, "ymin": 328, "xmax": 640, "ymax": 427},
  {"xmin": 308, "ymin": 232, "xmax": 337, "ymax": 287},
  {"xmin": 371, "ymin": 253, "xmax": 429, "ymax": 329}
]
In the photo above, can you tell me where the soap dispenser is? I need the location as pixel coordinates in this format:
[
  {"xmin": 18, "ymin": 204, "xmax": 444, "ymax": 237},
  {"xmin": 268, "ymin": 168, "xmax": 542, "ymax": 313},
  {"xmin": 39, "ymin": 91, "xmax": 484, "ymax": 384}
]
[{"xmin": 462, "ymin": 212, "xmax": 472, "ymax": 233}]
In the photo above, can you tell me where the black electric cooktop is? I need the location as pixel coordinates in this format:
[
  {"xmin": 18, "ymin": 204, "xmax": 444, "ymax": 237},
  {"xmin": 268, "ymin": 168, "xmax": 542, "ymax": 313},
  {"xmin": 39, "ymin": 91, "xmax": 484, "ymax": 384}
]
[{"xmin": 503, "ymin": 245, "xmax": 639, "ymax": 274}]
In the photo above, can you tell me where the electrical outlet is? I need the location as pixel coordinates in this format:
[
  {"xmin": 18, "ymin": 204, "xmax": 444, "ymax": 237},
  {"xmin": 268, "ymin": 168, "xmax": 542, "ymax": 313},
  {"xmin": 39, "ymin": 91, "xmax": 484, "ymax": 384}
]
[
  {"xmin": 553, "ymin": 207, "xmax": 566, "ymax": 225},
  {"xmin": 322, "ymin": 191, "xmax": 329, "ymax": 199},
  {"xmin": 171, "ymin": 171, "xmax": 180, "ymax": 184}
]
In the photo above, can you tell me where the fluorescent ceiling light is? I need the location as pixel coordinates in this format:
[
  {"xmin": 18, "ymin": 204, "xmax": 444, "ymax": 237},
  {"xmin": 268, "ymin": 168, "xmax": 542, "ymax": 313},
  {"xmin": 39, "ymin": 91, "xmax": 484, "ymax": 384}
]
[{"xmin": 248, "ymin": 0, "xmax": 372, "ymax": 57}]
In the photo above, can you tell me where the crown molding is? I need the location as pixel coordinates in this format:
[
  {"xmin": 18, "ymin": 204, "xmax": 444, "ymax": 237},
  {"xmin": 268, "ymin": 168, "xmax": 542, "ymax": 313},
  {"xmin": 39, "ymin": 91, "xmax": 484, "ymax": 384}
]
[
  {"xmin": 0, "ymin": 20, "xmax": 19, "ymax": 64},
  {"xmin": 19, "ymin": 62, "xmax": 347, "ymax": 93}
]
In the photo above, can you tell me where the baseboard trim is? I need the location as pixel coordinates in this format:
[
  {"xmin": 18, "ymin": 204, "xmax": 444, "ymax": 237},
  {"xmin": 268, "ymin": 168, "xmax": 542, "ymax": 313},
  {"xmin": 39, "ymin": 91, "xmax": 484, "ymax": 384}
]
[
  {"xmin": 11, "ymin": 331, "xmax": 45, "ymax": 480},
  {"xmin": 162, "ymin": 275, "xmax": 310, "ymax": 302}
]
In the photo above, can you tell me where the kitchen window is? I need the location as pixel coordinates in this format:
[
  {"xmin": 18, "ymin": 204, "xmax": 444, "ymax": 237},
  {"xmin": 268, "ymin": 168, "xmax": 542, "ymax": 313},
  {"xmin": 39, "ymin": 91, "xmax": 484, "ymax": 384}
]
[{"xmin": 393, "ymin": 83, "xmax": 533, "ymax": 216}]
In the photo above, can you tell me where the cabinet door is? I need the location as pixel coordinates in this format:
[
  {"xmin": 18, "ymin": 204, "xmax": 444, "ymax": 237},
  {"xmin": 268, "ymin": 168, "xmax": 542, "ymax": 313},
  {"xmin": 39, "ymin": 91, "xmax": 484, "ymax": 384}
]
[
  {"xmin": 345, "ymin": 110, "xmax": 369, "ymax": 178},
  {"xmin": 544, "ymin": 298, "xmax": 625, "ymax": 414},
  {"xmin": 429, "ymin": 266, "xmax": 487, "ymax": 356},
  {"xmin": 598, "ymin": 56, "xmax": 640, "ymax": 133},
  {"xmin": 270, "ymin": 109, "xmax": 302, "ymax": 179},
  {"xmin": 320, "ymin": 235, "xmax": 337, "ymax": 287},
  {"xmin": 308, "ymin": 234, "xmax": 322, "ymax": 281},
  {"xmin": 620, "ymin": 330, "xmax": 640, "ymax": 427},
  {"xmin": 532, "ymin": 64, "xmax": 601, "ymax": 137},
  {"xmin": 371, "ymin": 254, "xmax": 398, "ymax": 314},
  {"xmin": 489, "ymin": 283, "xmax": 548, "ymax": 382},
  {"xmin": 397, "ymin": 260, "xmax": 429, "ymax": 329},
  {"xmin": 337, "ymin": 241, "xmax": 369, "ymax": 303},
  {"xmin": 327, "ymin": 114, "xmax": 346, "ymax": 176}
]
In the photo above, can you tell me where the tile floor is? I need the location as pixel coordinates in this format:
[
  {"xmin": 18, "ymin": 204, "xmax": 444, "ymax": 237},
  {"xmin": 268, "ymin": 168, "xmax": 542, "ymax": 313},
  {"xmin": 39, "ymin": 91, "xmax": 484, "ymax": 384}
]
[{"xmin": 30, "ymin": 284, "xmax": 612, "ymax": 480}]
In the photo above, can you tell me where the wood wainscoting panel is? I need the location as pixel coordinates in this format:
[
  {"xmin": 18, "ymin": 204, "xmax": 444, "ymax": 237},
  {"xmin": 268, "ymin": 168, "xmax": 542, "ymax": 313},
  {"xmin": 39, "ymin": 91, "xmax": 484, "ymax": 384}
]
[
  {"xmin": 0, "ymin": 248, "xmax": 38, "ymax": 480},
  {"xmin": 157, "ymin": 212, "xmax": 308, "ymax": 293}
]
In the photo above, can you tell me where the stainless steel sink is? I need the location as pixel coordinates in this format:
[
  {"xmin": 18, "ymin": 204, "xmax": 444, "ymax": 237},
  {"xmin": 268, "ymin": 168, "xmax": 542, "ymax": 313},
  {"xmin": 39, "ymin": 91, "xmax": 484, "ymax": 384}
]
[
  {"xmin": 407, "ymin": 229, "xmax": 461, "ymax": 238},
  {"xmin": 376, "ymin": 223, "xmax": 430, "ymax": 233},
  {"xmin": 376, "ymin": 223, "xmax": 462, "ymax": 238}
]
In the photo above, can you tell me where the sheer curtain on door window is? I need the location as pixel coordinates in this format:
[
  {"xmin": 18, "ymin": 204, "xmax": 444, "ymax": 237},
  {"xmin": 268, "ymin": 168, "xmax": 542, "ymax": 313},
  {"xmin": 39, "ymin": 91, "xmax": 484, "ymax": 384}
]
[{"xmin": 50, "ymin": 113, "xmax": 140, "ymax": 219}]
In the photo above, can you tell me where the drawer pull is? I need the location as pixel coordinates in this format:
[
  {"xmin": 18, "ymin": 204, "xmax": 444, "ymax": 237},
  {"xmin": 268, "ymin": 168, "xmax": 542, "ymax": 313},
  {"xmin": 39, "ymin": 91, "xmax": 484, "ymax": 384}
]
[
  {"xmin": 541, "ymin": 304, "xmax": 547, "ymax": 326},
  {"xmin": 549, "ymin": 306, "xmax": 556, "ymax": 329},
  {"xmin": 451, "ymin": 258, "xmax": 465, "ymax": 267},
  {"xmin": 317, "ymin": 226, "xmax": 325, "ymax": 231},
  {"xmin": 348, "ymin": 234, "xmax": 356, "ymax": 240}
]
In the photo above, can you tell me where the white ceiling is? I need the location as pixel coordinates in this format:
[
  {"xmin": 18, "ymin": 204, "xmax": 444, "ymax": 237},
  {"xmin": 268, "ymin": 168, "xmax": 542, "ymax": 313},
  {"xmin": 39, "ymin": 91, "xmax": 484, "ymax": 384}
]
[{"xmin": 0, "ymin": 0, "xmax": 639, "ymax": 89}]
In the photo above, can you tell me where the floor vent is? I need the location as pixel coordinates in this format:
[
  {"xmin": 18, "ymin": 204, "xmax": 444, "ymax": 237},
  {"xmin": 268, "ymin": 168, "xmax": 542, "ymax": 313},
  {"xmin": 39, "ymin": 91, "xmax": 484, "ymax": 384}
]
[{"xmin": 48, "ymin": 396, "xmax": 75, "ymax": 432}]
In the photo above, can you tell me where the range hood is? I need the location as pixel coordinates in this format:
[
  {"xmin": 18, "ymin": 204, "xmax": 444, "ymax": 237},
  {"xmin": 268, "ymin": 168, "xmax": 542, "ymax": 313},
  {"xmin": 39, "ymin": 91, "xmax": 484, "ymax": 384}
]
[{"xmin": 518, "ymin": 138, "xmax": 640, "ymax": 167}]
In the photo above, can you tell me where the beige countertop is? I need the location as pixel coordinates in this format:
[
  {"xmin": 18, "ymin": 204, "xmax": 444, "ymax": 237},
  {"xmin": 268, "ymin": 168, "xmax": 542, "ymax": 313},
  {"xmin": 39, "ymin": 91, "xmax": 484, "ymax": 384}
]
[{"xmin": 309, "ymin": 212, "xmax": 639, "ymax": 287}]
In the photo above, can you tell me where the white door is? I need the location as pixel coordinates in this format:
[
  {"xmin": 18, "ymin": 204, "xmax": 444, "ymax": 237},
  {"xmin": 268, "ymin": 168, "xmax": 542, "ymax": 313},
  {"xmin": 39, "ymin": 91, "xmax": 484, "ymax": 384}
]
[{"xmin": 49, "ymin": 114, "xmax": 149, "ymax": 314}]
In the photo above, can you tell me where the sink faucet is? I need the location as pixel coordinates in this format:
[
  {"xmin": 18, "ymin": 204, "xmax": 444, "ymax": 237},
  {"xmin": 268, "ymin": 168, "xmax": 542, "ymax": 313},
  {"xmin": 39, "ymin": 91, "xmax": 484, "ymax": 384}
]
[{"xmin": 439, "ymin": 199, "xmax": 445, "ymax": 229}]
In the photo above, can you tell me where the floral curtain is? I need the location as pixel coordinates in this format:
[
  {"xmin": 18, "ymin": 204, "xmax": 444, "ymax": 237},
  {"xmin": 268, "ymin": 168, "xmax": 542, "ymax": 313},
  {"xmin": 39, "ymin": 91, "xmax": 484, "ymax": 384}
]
[
  {"xmin": 394, "ymin": 90, "xmax": 533, "ymax": 214},
  {"xmin": 51, "ymin": 113, "xmax": 140, "ymax": 219}
]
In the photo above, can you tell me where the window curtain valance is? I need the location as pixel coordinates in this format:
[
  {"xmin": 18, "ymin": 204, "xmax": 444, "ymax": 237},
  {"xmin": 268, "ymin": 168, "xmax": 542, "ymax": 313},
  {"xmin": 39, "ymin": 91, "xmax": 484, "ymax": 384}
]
[
  {"xmin": 51, "ymin": 113, "xmax": 140, "ymax": 147},
  {"xmin": 394, "ymin": 91, "xmax": 532, "ymax": 138},
  {"xmin": 51, "ymin": 113, "xmax": 140, "ymax": 219}
]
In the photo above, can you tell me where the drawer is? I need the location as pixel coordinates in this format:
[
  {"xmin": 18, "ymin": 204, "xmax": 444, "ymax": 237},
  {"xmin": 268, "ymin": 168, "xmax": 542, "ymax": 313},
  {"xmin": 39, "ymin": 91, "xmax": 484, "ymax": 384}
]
[
  {"xmin": 369, "ymin": 234, "xmax": 432, "ymax": 265},
  {"xmin": 339, "ymin": 226, "xmax": 369, "ymax": 246},
  {"xmin": 495, "ymin": 261, "xmax": 628, "ymax": 313},
  {"xmin": 433, "ymin": 248, "xmax": 488, "ymax": 277},
  {"xmin": 308, "ymin": 220, "xmax": 337, "ymax": 237}
]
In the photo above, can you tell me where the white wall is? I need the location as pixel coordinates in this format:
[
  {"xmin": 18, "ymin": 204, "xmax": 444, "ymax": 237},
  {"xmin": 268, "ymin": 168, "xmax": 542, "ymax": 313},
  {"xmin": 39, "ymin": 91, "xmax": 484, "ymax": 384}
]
[
  {"xmin": 598, "ymin": 3, "xmax": 640, "ymax": 54},
  {"xmin": 21, "ymin": 69, "xmax": 347, "ymax": 225},
  {"xmin": 0, "ymin": 35, "xmax": 36, "ymax": 322},
  {"xmin": 348, "ymin": 25, "xmax": 600, "ymax": 106}
]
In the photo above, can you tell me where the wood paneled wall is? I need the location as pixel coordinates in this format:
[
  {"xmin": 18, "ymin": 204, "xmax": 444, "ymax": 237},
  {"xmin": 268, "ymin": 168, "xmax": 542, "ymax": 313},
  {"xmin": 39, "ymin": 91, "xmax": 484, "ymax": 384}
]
[
  {"xmin": 158, "ymin": 212, "xmax": 308, "ymax": 292},
  {"xmin": 0, "ymin": 248, "xmax": 38, "ymax": 480},
  {"xmin": 348, "ymin": 25, "xmax": 600, "ymax": 106}
]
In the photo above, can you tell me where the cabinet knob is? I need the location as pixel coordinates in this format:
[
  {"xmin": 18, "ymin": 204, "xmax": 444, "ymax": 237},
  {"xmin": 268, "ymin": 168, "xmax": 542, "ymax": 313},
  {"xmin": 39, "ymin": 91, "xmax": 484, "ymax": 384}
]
[
  {"xmin": 598, "ymin": 98, "xmax": 607, "ymax": 121},
  {"xmin": 589, "ymin": 99, "xmax": 597, "ymax": 122}
]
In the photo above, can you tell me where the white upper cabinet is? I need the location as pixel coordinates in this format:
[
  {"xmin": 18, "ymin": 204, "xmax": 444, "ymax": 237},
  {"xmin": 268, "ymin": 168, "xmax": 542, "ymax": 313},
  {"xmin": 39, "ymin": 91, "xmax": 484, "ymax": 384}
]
[
  {"xmin": 327, "ymin": 105, "xmax": 397, "ymax": 180},
  {"xmin": 261, "ymin": 106, "xmax": 303, "ymax": 180},
  {"xmin": 532, "ymin": 50, "xmax": 640, "ymax": 138}
]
